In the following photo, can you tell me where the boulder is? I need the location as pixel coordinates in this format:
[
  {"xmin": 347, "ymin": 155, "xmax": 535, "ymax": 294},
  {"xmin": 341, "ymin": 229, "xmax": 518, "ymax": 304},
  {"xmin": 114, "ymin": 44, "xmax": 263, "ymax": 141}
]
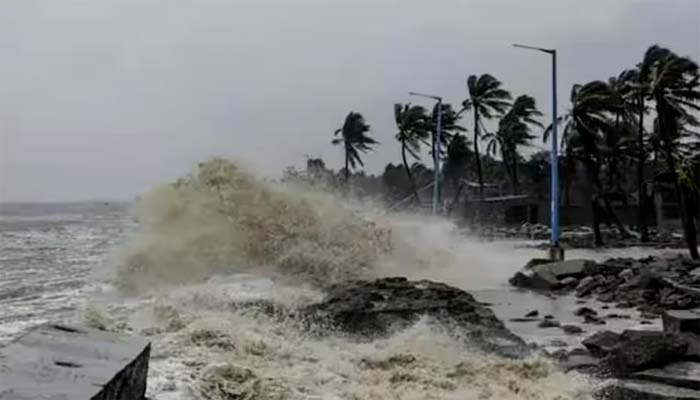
[
  {"xmin": 510, "ymin": 259, "xmax": 595, "ymax": 290},
  {"xmin": 539, "ymin": 319, "xmax": 561, "ymax": 328},
  {"xmin": 561, "ymin": 325, "xmax": 585, "ymax": 335},
  {"xmin": 604, "ymin": 330, "xmax": 689, "ymax": 376},
  {"xmin": 583, "ymin": 330, "xmax": 622, "ymax": 357},
  {"xmin": 575, "ymin": 307, "xmax": 598, "ymax": 317},
  {"xmin": 525, "ymin": 310, "xmax": 539, "ymax": 318},
  {"xmin": 301, "ymin": 277, "xmax": 529, "ymax": 358},
  {"xmin": 577, "ymin": 275, "xmax": 605, "ymax": 297}
]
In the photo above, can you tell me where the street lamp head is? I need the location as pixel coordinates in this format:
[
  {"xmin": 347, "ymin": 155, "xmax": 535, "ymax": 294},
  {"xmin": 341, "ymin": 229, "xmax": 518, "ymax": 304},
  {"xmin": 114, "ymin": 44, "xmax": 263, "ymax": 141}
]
[
  {"xmin": 409, "ymin": 91, "xmax": 442, "ymax": 102},
  {"xmin": 513, "ymin": 43, "xmax": 555, "ymax": 54}
]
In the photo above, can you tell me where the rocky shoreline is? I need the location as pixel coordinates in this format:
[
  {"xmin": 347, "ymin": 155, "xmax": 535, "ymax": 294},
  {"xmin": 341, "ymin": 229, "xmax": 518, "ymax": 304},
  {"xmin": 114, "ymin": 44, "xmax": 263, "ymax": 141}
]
[{"xmin": 509, "ymin": 255, "xmax": 700, "ymax": 399}]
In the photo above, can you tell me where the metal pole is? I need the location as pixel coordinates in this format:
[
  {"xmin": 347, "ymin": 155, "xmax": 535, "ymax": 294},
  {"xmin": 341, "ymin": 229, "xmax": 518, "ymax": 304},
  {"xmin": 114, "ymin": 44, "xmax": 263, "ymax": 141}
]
[
  {"xmin": 512, "ymin": 43, "xmax": 562, "ymax": 260},
  {"xmin": 435, "ymin": 99, "xmax": 443, "ymax": 214},
  {"xmin": 551, "ymin": 50, "xmax": 560, "ymax": 249}
]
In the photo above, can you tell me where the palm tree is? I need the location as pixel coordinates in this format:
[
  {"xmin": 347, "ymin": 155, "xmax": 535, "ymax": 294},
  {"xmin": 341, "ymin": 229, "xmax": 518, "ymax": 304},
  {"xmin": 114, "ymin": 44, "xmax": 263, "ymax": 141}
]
[
  {"xmin": 604, "ymin": 70, "xmax": 638, "ymax": 192},
  {"xmin": 332, "ymin": 112, "xmax": 377, "ymax": 182},
  {"xmin": 646, "ymin": 47, "xmax": 700, "ymax": 259},
  {"xmin": 484, "ymin": 95, "xmax": 543, "ymax": 193},
  {"xmin": 463, "ymin": 74, "xmax": 512, "ymax": 197},
  {"xmin": 394, "ymin": 103, "xmax": 430, "ymax": 203},
  {"xmin": 546, "ymin": 81, "xmax": 618, "ymax": 246}
]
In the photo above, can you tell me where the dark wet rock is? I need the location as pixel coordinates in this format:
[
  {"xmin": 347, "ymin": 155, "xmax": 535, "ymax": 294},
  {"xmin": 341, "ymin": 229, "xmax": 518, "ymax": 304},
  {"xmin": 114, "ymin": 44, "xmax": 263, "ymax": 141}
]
[
  {"xmin": 544, "ymin": 314, "xmax": 555, "ymax": 320},
  {"xmin": 510, "ymin": 259, "xmax": 596, "ymax": 290},
  {"xmin": 539, "ymin": 319, "xmax": 561, "ymax": 328},
  {"xmin": 524, "ymin": 258, "xmax": 554, "ymax": 270},
  {"xmin": 583, "ymin": 330, "xmax": 622, "ymax": 357},
  {"xmin": 301, "ymin": 277, "xmax": 529, "ymax": 358},
  {"xmin": 576, "ymin": 275, "xmax": 604, "ymax": 297},
  {"xmin": 606, "ymin": 313, "xmax": 632, "ymax": 320},
  {"xmin": 525, "ymin": 310, "xmax": 539, "ymax": 318},
  {"xmin": 575, "ymin": 307, "xmax": 598, "ymax": 317},
  {"xmin": 603, "ymin": 330, "xmax": 689, "ymax": 376},
  {"xmin": 584, "ymin": 314, "xmax": 607, "ymax": 325},
  {"xmin": 561, "ymin": 325, "xmax": 585, "ymax": 335},
  {"xmin": 509, "ymin": 317, "xmax": 539, "ymax": 323},
  {"xmin": 632, "ymin": 362, "xmax": 700, "ymax": 391}
]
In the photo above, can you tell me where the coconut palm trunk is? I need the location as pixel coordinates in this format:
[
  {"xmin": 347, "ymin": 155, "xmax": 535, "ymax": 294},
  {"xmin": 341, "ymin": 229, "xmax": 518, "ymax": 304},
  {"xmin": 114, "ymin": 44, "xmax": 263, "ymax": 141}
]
[
  {"xmin": 472, "ymin": 109, "xmax": 485, "ymax": 198},
  {"xmin": 658, "ymin": 108, "xmax": 699, "ymax": 260},
  {"xmin": 401, "ymin": 142, "xmax": 420, "ymax": 203},
  {"xmin": 637, "ymin": 95, "xmax": 650, "ymax": 242}
]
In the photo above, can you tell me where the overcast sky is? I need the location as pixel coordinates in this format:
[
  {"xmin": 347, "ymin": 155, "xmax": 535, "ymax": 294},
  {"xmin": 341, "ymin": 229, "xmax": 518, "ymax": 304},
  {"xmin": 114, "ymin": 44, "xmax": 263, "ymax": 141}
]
[{"xmin": 0, "ymin": 0, "xmax": 698, "ymax": 201}]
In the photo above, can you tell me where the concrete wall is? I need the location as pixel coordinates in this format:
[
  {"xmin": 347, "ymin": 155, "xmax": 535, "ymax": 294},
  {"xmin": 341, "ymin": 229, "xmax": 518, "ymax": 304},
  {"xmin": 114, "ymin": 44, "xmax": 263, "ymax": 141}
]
[{"xmin": 0, "ymin": 324, "xmax": 150, "ymax": 400}]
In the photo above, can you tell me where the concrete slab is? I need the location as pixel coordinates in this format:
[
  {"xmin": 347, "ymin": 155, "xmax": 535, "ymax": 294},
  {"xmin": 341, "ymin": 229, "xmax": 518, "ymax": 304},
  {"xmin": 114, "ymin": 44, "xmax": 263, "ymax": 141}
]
[
  {"xmin": 633, "ymin": 362, "xmax": 700, "ymax": 390},
  {"xmin": 0, "ymin": 323, "xmax": 150, "ymax": 400},
  {"xmin": 663, "ymin": 309, "xmax": 700, "ymax": 335},
  {"xmin": 599, "ymin": 380, "xmax": 700, "ymax": 400}
]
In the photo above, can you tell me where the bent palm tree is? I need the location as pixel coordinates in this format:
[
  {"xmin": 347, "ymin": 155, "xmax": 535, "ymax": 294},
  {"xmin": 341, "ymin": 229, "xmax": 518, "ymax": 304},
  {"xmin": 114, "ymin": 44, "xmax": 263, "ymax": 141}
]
[
  {"xmin": 463, "ymin": 74, "xmax": 511, "ymax": 197},
  {"xmin": 545, "ymin": 81, "xmax": 617, "ymax": 246},
  {"xmin": 394, "ymin": 103, "xmax": 430, "ymax": 202},
  {"xmin": 646, "ymin": 47, "xmax": 700, "ymax": 259},
  {"xmin": 332, "ymin": 112, "xmax": 377, "ymax": 182},
  {"xmin": 485, "ymin": 95, "xmax": 543, "ymax": 193}
]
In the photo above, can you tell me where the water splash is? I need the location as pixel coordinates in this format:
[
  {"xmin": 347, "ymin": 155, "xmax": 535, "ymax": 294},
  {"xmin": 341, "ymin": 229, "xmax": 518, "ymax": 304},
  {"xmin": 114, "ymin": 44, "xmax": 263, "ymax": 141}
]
[{"xmin": 110, "ymin": 159, "xmax": 598, "ymax": 399}]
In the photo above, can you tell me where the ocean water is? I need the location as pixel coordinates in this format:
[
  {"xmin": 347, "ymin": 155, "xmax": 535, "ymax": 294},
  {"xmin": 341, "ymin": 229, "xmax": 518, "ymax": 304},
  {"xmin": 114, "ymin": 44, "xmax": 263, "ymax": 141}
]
[{"xmin": 0, "ymin": 160, "xmax": 678, "ymax": 399}]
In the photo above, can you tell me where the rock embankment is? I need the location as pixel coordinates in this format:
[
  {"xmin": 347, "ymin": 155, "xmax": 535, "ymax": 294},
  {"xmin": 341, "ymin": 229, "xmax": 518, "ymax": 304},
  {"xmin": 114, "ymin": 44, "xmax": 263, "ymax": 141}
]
[
  {"xmin": 510, "ymin": 256, "xmax": 700, "ymax": 316},
  {"xmin": 510, "ymin": 255, "xmax": 700, "ymax": 399}
]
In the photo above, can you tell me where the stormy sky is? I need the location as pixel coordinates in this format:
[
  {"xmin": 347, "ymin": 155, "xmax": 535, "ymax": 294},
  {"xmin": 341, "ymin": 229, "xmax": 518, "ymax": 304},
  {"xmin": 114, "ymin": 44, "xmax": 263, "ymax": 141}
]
[{"xmin": 0, "ymin": 0, "xmax": 698, "ymax": 201}]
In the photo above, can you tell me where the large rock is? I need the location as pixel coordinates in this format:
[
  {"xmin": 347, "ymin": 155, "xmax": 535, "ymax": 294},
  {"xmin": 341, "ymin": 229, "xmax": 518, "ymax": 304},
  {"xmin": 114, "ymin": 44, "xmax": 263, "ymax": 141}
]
[
  {"xmin": 583, "ymin": 330, "xmax": 622, "ymax": 357},
  {"xmin": 509, "ymin": 259, "xmax": 596, "ymax": 290},
  {"xmin": 604, "ymin": 330, "xmax": 689, "ymax": 376},
  {"xmin": 0, "ymin": 323, "xmax": 150, "ymax": 400},
  {"xmin": 301, "ymin": 277, "xmax": 529, "ymax": 358}
]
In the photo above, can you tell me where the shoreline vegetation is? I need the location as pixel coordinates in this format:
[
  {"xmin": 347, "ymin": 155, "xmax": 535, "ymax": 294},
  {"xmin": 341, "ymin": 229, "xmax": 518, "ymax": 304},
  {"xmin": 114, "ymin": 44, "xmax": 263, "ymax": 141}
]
[{"xmin": 281, "ymin": 44, "xmax": 699, "ymax": 260}]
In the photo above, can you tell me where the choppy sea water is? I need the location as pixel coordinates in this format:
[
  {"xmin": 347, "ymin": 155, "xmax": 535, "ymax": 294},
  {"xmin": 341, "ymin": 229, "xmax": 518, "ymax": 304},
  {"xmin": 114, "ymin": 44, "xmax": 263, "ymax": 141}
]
[
  {"xmin": 0, "ymin": 200, "xmax": 677, "ymax": 399},
  {"xmin": 0, "ymin": 202, "xmax": 135, "ymax": 342}
]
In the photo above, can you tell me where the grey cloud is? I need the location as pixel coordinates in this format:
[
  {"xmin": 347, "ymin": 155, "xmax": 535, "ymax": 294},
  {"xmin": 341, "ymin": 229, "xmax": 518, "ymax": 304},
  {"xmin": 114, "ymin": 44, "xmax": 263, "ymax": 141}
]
[{"xmin": 0, "ymin": 0, "xmax": 698, "ymax": 201}]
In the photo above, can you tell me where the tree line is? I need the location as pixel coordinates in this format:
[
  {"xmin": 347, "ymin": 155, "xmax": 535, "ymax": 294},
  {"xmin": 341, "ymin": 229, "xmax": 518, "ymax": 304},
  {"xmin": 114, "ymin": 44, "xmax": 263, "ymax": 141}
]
[{"xmin": 293, "ymin": 45, "xmax": 700, "ymax": 260}]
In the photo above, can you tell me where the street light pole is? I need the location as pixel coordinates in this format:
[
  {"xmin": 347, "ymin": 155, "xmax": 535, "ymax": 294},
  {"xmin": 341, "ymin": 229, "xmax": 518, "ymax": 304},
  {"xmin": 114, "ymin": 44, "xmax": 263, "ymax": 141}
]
[
  {"xmin": 409, "ymin": 92, "xmax": 443, "ymax": 215},
  {"xmin": 513, "ymin": 44, "xmax": 563, "ymax": 260}
]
